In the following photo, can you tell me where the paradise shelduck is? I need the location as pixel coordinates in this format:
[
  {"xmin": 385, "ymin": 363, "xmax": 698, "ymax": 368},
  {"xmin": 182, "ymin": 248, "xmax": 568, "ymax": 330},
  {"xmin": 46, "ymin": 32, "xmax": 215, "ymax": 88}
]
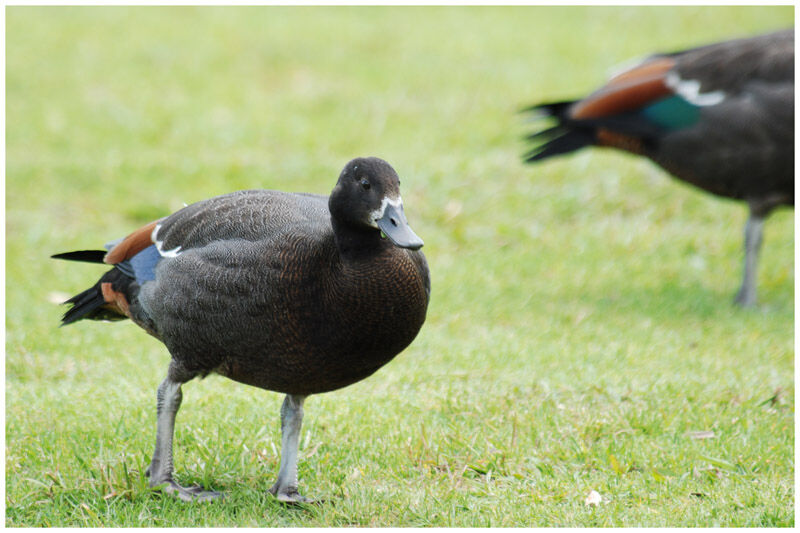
[
  {"xmin": 53, "ymin": 157, "xmax": 430, "ymax": 502},
  {"xmin": 524, "ymin": 29, "xmax": 794, "ymax": 306}
]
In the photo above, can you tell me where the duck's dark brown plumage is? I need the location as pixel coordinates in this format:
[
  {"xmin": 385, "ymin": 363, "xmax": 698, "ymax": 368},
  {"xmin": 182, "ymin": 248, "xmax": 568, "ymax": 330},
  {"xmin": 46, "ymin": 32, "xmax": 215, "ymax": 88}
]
[
  {"xmin": 524, "ymin": 29, "xmax": 794, "ymax": 306},
  {"xmin": 135, "ymin": 188, "xmax": 429, "ymax": 395},
  {"xmin": 54, "ymin": 157, "xmax": 430, "ymax": 503}
]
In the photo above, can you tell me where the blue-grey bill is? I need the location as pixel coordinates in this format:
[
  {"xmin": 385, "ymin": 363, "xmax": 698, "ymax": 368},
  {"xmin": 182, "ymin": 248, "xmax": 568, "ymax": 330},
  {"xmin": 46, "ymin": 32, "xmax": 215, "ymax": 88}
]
[{"xmin": 376, "ymin": 203, "xmax": 424, "ymax": 250}]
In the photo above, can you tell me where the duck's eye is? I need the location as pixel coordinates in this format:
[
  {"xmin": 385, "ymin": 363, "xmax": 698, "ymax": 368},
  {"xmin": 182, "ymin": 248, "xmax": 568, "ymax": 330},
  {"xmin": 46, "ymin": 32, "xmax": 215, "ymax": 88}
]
[{"xmin": 360, "ymin": 178, "xmax": 371, "ymax": 190}]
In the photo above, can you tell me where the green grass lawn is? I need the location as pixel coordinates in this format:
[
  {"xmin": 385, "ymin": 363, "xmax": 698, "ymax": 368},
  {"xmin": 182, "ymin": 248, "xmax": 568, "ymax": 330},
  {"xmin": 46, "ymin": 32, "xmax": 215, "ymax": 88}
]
[{"xmin": 5, "ymin": 6, "xmax": 794, "ymax": 527}]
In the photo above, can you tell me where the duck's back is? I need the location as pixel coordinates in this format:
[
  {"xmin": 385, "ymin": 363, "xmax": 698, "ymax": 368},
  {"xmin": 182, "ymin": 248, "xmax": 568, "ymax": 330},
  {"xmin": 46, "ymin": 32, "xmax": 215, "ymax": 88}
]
[
  {"xmin": 133, "ymin": 189, "xmax": 429, "ymax": 395},
  {"xmin": 152, "ymin": 189, "xmax": 331, "ymax": 251},
  {"xmin": 653, "ymin": 30, "xmax": 794, "ymax": 203}
]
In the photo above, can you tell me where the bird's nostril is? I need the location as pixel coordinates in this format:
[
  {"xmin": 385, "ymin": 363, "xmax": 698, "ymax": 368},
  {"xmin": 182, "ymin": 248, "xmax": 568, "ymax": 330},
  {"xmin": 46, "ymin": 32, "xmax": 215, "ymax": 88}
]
[{"xmin": 390, "ymin": 218, "xmax": 398, "ymax": 226}]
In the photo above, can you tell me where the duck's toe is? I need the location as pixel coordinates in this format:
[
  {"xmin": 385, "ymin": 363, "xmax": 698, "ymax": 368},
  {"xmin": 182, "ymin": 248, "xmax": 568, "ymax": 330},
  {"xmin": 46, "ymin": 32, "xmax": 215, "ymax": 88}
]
[
  {"xmin": 270, "ymin": 486, "xmax": 317, "ymax": 505},
  {"xmin": 152, "ymin": 479, "xmax": 224, "ymax": 502}
]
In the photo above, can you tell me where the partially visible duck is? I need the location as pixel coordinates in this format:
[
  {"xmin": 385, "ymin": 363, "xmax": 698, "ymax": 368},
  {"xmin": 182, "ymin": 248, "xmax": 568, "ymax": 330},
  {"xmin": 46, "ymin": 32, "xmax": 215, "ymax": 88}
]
[
  {"xmin": 524, "ymin": 29, "xmax": 794, "ymax": 306},
  {"xmin": 53, "ymin": 157, "xmax": 430, "ymax": 502}
]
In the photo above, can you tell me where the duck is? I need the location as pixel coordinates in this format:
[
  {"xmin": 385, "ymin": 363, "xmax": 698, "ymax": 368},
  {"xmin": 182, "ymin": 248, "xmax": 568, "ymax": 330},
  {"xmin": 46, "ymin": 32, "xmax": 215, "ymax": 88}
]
[
  {"xmin": 523, "ymin": 29, "xmax": 794, "ymax": 306},
  {"xmin": 53, "ymin": 156, "xmax": 431, "ymax": 503}
]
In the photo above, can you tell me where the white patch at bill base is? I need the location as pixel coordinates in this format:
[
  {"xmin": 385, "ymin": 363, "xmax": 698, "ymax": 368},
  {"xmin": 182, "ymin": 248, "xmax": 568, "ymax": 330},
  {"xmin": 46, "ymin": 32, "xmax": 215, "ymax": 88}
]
[{"xmin": 368, "ymin": 196, "xmax": 403, "ymax": 227}]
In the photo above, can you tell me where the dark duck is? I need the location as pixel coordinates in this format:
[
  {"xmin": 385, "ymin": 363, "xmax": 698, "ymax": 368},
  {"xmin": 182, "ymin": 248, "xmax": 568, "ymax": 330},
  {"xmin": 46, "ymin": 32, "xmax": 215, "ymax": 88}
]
[
  {"xmin": 524, "ymin": 29, "xmax": 794, "ymax": 306},
  {"xmin": 53, "ymin": 157, "xmax": 430, "ymax": 502}
]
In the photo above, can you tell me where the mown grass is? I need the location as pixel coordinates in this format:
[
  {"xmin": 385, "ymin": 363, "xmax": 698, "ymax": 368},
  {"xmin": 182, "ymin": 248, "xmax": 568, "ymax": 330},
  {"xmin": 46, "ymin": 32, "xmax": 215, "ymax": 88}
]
[{"xmin": 6, "ymin": 5, "xmax": 794, "ymax": 527}]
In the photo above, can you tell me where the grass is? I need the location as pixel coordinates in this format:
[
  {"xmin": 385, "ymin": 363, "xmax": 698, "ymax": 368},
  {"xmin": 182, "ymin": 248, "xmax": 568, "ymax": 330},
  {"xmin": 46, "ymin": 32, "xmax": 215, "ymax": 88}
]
[{"xmin": 5, "ymin": 5, "xmax": 794, "ymax": 527}]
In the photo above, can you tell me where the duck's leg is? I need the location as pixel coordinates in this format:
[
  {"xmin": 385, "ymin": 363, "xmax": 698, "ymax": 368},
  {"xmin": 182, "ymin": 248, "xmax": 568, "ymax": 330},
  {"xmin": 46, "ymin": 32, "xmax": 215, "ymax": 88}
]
[
  {"xmin": 269, "ymin": 394, "xmax": 313, "ymax": 503},
  {"xmin": 146, "ymin": 362, "xmax": 223, "ymax": 502},
  {"xmin": 734, "ymin": 209, "xmax": 764, "ymax": 307}
]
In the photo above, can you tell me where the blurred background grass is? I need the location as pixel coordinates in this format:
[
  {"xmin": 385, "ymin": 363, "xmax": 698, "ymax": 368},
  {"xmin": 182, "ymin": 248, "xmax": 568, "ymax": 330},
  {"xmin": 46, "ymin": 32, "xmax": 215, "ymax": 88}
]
[{"xmin": 6, "ymin": 5, "xmax": 794, "ymax": 527}]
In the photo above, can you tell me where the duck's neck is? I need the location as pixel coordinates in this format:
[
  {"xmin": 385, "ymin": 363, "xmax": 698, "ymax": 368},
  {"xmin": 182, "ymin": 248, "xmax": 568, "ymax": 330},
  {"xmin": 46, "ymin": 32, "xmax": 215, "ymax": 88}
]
[{"xmin": 331, "ymin": 218, "xmax": 386, "ymax": 260}]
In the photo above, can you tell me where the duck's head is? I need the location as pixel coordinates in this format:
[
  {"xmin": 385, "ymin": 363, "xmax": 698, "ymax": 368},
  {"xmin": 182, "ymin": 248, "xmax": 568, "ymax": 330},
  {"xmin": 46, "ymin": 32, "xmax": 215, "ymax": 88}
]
[{"xmin": 329, "ymin": 157, "xmax": 424, "ymax": 250}]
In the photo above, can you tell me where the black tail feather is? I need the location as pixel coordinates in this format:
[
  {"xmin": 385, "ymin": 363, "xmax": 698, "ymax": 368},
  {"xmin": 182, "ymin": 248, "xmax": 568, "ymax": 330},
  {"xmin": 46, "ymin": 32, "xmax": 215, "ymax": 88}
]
[
  {"xmin": 522, "ymin": 99, "xmax": 663, "ymax": 163},
  {"xmin": 525, "ymin": 124, "xmax": 568, "ymax": 143},
  {"xmin": 57, "ymin": 267, "xmax": 134, "ymax": 326},
  {"xmin": 52, "ymin": 250, "xmax": 107, "ymax": 263},
  {"xmin": 522, "ymin": 100, "xmax": 596, "ymax": 163},
  {"xmin": 520, "ymin": 100, "xmax": 577, "ymax": 119},
  {"xmin": 524, "ymin": 129, "xmax": 596, "ymax": 162},
  {"xmin": 60, "ymin": 282, "xmax": 109, "ymax": 326}
]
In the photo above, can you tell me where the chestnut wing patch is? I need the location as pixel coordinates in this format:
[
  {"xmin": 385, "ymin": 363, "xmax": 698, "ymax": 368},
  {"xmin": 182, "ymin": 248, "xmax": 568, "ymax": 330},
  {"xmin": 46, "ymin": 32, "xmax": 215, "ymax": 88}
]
[
  {"xmin": 571, "ymin": 57, "xmax": 675, "ymax": 119},
  {"xmin": 105, "ymin": 220, "xmax": 159, "ymax": 264}
]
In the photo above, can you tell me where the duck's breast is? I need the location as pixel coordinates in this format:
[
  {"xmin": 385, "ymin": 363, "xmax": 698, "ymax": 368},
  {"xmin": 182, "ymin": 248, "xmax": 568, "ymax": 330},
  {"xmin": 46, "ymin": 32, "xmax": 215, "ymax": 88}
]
[{"xmin": 217, "ymin": 245, "xmax": 430, "ymax": 395}]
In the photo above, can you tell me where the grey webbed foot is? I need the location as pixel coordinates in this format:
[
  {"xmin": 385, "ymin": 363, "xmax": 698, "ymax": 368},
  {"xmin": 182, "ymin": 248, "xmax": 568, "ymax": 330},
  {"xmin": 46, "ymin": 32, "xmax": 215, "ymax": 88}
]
[
  {"xmin": 269, "ymin": 484, "xmax": 315, "ymax": 504},
  {"xmin": 268, "ymin": 394, "xmax": 320, "ymax": 505},
  {"xmin": 145, "ymin": 371, "xmax": 225, "ymax": 503},
  {"xmin": 146, "ymin": 464, "xmax": 224, "ymax": 502},
  {"xmin": 151, "ymin": 478, "xmax": 224, "ymax": 502}
]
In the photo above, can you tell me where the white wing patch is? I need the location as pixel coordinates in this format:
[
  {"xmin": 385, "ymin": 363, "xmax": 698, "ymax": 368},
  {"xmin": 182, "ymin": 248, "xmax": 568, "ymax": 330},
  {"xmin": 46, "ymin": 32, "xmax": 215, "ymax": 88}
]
[
  {"xmin": 151, "ymin": 223, "xmax": 183, "ymax": 258},
  {"xmin": 665, "ymin": 72, "xmax": 726, "ymax": 106},
  {"xmin": 369, "ymin": 196, "xmax": 403, "ymax": 228}
]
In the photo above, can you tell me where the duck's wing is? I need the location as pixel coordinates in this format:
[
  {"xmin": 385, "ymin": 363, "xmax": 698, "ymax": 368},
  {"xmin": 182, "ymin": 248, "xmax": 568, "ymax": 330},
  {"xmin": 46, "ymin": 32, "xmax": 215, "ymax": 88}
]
[
  {"xmin": 665, "ymin": 28, "xmax": 793, "ymax": 95},
  {"xmin": 148, "ymin": 190, "xmax": 329, "ymax": 257},
  {"xmin": 101, "ymin": 190, "xmax": 330, "ymax": 285}
]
